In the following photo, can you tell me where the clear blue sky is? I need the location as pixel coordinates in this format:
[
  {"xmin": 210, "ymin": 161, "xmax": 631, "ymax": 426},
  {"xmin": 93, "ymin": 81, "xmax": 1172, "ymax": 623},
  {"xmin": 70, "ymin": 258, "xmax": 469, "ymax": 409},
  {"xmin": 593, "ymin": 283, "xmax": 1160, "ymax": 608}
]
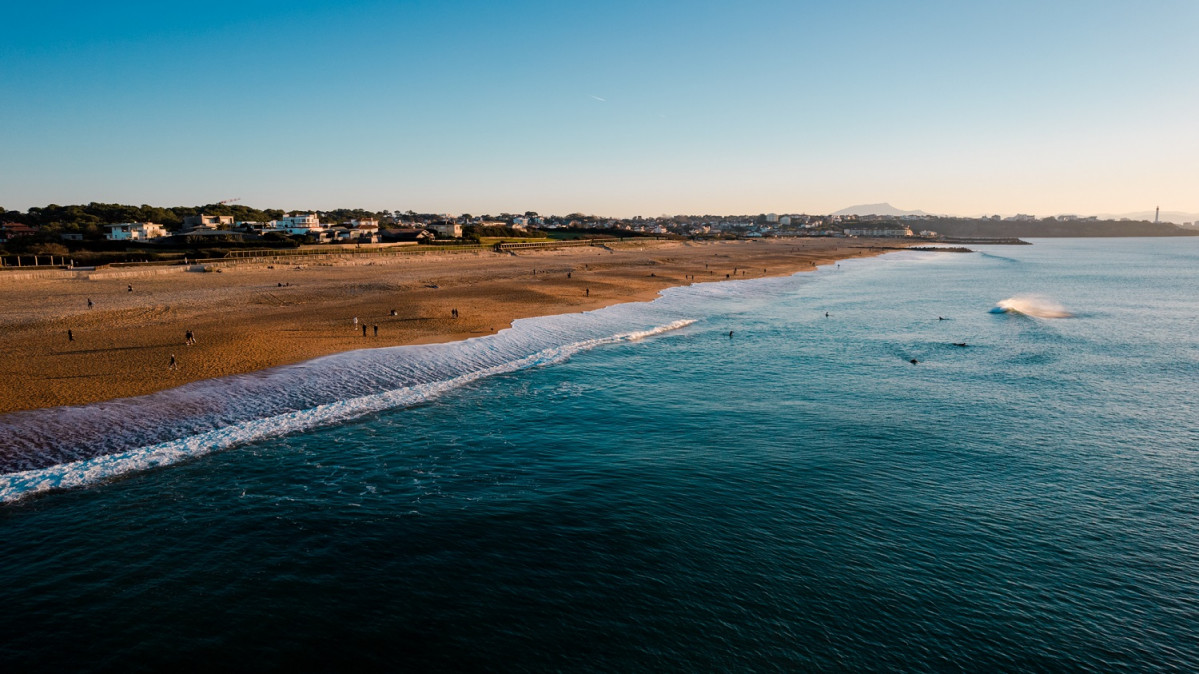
[{"xmin": 3, "ymin": 0, "xmax": 1196, "ymax": 217}]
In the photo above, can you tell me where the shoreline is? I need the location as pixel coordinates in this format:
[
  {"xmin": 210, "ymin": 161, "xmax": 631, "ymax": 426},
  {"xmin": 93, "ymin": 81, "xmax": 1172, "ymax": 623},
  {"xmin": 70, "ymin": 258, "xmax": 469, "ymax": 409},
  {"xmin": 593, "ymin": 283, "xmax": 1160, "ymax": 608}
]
[{"xmin": 0, "ymin": 239, "xmax": 904, "ymax": 416}]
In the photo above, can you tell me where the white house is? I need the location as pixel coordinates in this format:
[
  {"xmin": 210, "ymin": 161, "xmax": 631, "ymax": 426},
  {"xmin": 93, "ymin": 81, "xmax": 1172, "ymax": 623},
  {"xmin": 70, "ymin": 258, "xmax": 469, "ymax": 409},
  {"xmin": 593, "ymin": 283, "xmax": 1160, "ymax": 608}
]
[
  {"xmin": 429, "ymin": 223, "xmax": 462, "ymax": 238},
  {"xmin": 275, "ymin": 213, "xmax": 323, "ymax": 236},
  {"xmin": 104, "ymin": 222, "xmax": 167, "ymax": 241},
  {"xmin": 348, "ymin": 218, "xmax": 379, "ymax": 231}
]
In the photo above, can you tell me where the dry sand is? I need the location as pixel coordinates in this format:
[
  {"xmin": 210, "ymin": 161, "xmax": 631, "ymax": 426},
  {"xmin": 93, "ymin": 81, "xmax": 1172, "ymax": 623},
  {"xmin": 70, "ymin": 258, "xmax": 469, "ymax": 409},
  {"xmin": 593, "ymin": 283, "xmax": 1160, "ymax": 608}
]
[{"xmin": 0, "ymin": 238, "xmax": 901, "ymax": 414}]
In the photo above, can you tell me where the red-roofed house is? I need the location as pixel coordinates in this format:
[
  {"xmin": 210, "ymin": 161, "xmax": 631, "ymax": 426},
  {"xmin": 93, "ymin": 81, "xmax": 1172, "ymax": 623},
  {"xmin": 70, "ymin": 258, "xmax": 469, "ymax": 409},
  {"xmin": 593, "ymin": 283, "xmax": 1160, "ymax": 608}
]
[{"xmin": 0, "ymin": 223, "xmax": 38, "ymax": 244}]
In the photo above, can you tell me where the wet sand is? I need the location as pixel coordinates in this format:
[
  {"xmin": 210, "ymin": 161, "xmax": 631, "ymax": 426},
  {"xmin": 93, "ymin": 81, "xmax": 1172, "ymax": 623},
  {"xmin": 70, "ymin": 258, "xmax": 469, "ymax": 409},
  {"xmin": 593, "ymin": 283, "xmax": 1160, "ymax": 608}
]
[{"xmin": 0, "ymin": 238, "xmax": 899, "ymax": 414}]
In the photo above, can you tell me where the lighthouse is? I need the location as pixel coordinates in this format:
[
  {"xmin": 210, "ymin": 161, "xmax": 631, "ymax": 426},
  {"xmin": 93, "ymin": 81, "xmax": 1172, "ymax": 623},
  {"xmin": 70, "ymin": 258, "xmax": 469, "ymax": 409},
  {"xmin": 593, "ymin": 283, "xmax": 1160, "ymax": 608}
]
[{"xmin": 1155, "ymin": 206, "xmax": 1160, "ymax": 223}]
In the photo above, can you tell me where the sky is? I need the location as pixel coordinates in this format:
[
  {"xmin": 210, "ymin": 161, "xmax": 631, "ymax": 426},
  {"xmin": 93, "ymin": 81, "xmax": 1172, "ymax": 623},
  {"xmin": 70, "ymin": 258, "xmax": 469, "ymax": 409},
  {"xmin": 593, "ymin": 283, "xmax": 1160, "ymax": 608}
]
[{"xmin": 2, "ymin": 0, "xmax": 1197, "ymax": 218}]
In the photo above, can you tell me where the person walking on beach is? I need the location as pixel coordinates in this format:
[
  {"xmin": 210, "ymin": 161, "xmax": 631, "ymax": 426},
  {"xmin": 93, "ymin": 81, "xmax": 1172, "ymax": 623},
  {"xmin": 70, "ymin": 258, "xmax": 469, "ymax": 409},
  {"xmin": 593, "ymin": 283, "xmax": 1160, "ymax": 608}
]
[
  {"xmin": 185, "ymin": 329, "xmax": 194, "ymax": 345},
  {"xmin": 353, "ymin": 316, "xmax": 358, "ymax": 329},
  {"xmin": 67, "ymin": 329, "xmax": 73, "ymax": 342},
  {"xmin": 585, "ymin": 288, "xmax": 590, "ymax": 297},
  {"xmin": 373, "ymin": 324, "xmax": 378, "ymax": 337},
  {"xmin": 362, "ymin": 324, "xmax": 367, "ymax": 337},
  {"xmin": 87, "ymin": 298, "xmax": 93, "ymax": 308},
  {"xmin": 127, "ymin": 284, "xmax": 133, "ymax": 293},
  {"xmin": 169, "ymin": 354, "xmax": 177, "ymax": 369}
]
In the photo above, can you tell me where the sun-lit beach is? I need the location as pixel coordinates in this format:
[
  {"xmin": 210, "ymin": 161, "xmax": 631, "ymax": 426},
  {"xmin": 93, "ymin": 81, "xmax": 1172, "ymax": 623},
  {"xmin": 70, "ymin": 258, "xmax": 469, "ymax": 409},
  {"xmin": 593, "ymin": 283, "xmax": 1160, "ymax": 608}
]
[
  {"xmin": 0, "ymin": 238, "xmax": 891, "ymax": 414},
  {"xmin": 5, "ymin": 0, "xmax": 1199, "ymax": 669}
]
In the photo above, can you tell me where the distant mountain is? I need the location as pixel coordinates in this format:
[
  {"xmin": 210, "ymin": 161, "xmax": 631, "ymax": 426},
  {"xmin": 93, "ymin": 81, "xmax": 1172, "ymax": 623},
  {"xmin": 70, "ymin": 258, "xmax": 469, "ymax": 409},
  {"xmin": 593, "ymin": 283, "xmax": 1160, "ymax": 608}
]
[
  {"xmin": 1095, "ymin": 210, "xmax": 1199, "ymax": 225},
  {"xmin": 833, "ymin": 203, "xmax": 930, "ymax": 217}
]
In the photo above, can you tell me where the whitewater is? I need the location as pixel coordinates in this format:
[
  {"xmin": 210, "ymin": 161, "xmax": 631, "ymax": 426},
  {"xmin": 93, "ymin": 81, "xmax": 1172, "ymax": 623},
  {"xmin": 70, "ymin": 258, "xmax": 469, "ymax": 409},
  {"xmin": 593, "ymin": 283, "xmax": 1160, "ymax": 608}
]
[{"xmin": 0, "ymin": 318, "xmax": 696, "ymax": 502}]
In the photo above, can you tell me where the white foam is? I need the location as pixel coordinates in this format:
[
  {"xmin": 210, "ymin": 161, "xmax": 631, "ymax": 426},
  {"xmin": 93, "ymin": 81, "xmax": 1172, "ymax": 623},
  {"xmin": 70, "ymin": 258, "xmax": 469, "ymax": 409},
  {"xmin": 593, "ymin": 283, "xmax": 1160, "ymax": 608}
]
[
  {"xmin": 0, "ymin": 319, "xmax": 694, "ymax": 503},
  {"xmin": 994, "ymin": 295, "xmax": 1073, "ymax": 318}
]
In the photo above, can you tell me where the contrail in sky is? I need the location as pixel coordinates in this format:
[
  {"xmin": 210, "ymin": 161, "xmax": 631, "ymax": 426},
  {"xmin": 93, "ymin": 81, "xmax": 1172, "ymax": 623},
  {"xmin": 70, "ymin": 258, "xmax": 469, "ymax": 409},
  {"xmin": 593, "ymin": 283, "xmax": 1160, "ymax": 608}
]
[{"xmin": 588, "ymin": 95, "xmax": 607, "ymax": 102}]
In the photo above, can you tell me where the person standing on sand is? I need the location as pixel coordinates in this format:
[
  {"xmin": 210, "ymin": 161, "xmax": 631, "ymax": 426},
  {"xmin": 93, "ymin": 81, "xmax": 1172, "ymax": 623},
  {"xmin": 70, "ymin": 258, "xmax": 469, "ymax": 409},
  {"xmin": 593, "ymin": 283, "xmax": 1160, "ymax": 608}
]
[
  {"xmin": 87, "ymin": 298, "xmax": 93, "ymax": 308},
  {"xmin": 68, "ymin": 329, "xmax": 73, "ymax": 342},
  {"xmin": 169, "ymin": 354, "xmax": 177, "ymax": 369},
  {"xmin": 362, "ymin": 324, "xmax": 367, "ymax": 337},
  {"xmin": 127, "ymin": 284, "xmax": 133, "ymax": 293},
  {"xmin": 353, "ymin": 316, "xmax": 358, "ymax": 329},
  {"xmin": 373, "ymin": 324, "xmax": 378, "ymax": 337},
  {"xmin": 585, "ymin": 288, "xmax": 590, "ymax": 297}
]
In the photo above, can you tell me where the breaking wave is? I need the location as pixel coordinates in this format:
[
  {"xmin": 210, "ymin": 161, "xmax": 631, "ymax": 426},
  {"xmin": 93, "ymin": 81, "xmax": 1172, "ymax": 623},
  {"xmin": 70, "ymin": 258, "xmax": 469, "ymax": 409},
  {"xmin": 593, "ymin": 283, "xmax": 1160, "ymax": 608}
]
[
  {"xmin": 0, "ymin": 316, "xmax": 695, "ymax": 503},
  {"xmin": 990, "ymin": 296, "xmax": 1073, "ymax": 318}
]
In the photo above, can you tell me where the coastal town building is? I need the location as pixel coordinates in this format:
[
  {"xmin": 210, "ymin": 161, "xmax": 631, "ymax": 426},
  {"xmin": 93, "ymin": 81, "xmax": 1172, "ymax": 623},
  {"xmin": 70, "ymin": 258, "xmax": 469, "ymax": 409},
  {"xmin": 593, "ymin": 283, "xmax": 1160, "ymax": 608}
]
[
  {"xmin": 181, "ymin": 214, "xmax": 234, "ymax": 231},
  {"xmin": 0, "ymin": 223, "xmax": 38, "ymax": 243},
  {"xmin": 236, "ymin": 221, "xmax": 273, "ymax": 233},
  {"xmin": 274, "ymin": 213, "xmax": 323, "ymax": 236},
  {"xmin": 843, "ymin": 226, "xmax": 913, "ymax": 237},
  {"xmin": 429, "ymin": 222, "xmax": 462, "ymax": 238},
  {"xmin": 104, "ymin": 222, "xmax": 167, "ymax": 241},
  {"xmin": 381, "ymin": 228, "xmax": 435, "ymax": 243}
]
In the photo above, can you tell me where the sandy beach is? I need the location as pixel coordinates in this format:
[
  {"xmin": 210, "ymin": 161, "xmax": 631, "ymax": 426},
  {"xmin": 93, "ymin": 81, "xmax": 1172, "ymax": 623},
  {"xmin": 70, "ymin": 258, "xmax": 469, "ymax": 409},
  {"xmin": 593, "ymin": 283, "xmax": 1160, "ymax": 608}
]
[{"xmin": 0, "ymin": 238, "xmax": 900, "ymax": 415}]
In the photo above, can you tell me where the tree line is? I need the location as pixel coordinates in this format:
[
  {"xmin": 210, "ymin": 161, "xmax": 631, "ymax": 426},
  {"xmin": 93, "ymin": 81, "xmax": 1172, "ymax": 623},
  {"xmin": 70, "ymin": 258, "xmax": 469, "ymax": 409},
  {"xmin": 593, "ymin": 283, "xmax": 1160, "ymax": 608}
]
[{"xmin": 0, "ymin": 203, "xmax": 400, "ymax": 234}]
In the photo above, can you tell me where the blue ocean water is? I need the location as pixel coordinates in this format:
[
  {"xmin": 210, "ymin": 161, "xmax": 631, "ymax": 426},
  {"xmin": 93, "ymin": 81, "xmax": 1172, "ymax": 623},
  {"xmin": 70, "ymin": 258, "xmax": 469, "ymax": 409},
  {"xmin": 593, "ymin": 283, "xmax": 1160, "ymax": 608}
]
[{"xmin": 2, "ymin": 238, "xmax": 1197, "ymax": 670}]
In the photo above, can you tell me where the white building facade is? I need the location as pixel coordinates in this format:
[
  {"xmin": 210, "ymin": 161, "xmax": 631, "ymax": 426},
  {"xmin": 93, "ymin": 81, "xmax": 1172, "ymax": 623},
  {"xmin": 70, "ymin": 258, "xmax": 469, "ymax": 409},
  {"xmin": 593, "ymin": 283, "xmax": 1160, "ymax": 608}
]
[
  {"xmin": 274, "ymin": 213, "xmax": 323, "ymax": 236},
  {"xmin": 104, "ymin": 222, "xmax": 168, "ymax": 241}
]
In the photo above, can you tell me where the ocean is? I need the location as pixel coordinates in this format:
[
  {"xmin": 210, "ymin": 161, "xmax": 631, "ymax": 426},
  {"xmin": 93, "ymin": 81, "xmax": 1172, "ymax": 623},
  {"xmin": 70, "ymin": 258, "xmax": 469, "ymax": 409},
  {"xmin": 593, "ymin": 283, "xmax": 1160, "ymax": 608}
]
[{"xmin": 2, "ymin": 238, "xmax": 1197, "ymax": 671}]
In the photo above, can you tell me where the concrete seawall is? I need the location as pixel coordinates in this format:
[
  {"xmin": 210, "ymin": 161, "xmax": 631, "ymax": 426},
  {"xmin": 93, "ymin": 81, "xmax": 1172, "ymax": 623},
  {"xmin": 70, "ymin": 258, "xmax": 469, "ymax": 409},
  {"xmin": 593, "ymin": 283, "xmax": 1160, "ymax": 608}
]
[{"xmin": 0, "ymin": 265, "xmax": 199, "ymax": 283}]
